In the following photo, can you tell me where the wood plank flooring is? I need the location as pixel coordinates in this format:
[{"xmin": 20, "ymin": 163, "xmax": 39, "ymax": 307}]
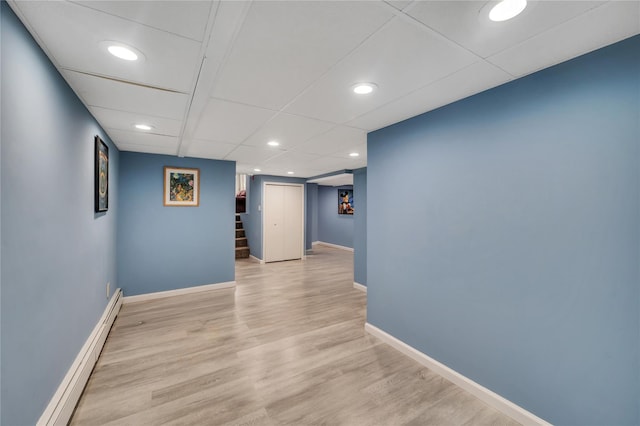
[{"xmin": 70, "ymin": 246, "xmax": 519, "ymax": 425}]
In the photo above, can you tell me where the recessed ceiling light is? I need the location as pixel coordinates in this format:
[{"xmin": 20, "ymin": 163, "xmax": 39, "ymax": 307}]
[
  {"xmin": 109, "ymin": 45, "xmax": 137, "ymax": 60},
  {"xmin": 254, "ymin": 168, "xmax": 261, "ymax": 172},
  {"xmin": 267, "ymin": 140, "xmax": 280, "ymax": 147},
  {"xmin": 488, "ymin": 0, "xmax": 527, "ymax": 22},
  {"xmin": 101, "ymin": 41, "xmax": 145, "ymax": 62},
  {"xmin": 134, "ymin": 124, "xmax": 153, "ymax": 131},
  {"xmin": 352, "ymin": 83, "xmax": 377, "ymax": 95},
  {"xmin": 349, "ymin": 152, "xmax": 360, "ymax": 157},
  {"xmin": 287, "ymin": 171, "xmax": 294, "ymax": 175}
]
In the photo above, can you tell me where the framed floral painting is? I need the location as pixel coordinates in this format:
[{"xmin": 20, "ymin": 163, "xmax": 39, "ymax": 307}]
[{"xmin": 164, "ymin": 166, "xmax": 200, "ymax": 207}]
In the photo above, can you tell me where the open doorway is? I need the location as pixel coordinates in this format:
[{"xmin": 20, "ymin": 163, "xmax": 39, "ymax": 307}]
[
  {"xmin": 235, "ymin": 174, "xmax": 249, "ymax": 259},
  {"xmin": 236, "ymin": 173, "xmax": 247, "ymax": 213}
]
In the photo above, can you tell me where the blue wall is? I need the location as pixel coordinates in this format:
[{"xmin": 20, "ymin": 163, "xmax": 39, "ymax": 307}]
[
  {"xmin": 244, "ymin": 175, "xmax": 307, "ymax": 260},
  {"xmin": 1, "ymin": 3, "xmax": 120, "ymax": 424},
  {"xmin": 353, "ymin": 168, "xmax": 367, "ymax": 285},
  {"xmin": 118, "ymin": 153, "xmax": 235, "ymax": 296},
  {"xmin": 367, "ymin": 35, "xmax": 640, "ymax": 425},
  {"xmin": 306, "ymin": 183, "xmax": 318, "ymax": 250},
  {"xmin": 317, "ymin": 185, "xmax": 354, "ymax": 248}
]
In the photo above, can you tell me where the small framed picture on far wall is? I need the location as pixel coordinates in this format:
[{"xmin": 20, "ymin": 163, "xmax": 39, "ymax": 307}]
[
  {"xmin": 338, "ymin": 189, "xmax": 354, "ymax": 215},
  {"xmin": 164, "ymin": 166, "xmax": 200, "ymax": 207}
]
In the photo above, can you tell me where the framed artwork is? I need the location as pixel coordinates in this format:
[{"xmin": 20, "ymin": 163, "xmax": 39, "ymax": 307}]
[
  {"xmin": 94, "ymin": 135, "xmax": 109, "ymax": 212},
  {"xmin": 338, "ymin": 189, "xmax": 354, "ymax": 215},
  {"xmin": 164, "ymin": 166, "xmax": 200, "ymax": 207}
]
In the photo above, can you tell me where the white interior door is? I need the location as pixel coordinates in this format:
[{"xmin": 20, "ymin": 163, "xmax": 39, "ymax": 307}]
[
  {"xmin": 283, "ymin": 185, "xmax": 303, "ymax": 260},
  {"xmin": 264, "ymin": 183, "xmax": 303, "ymax": 262},
  {"xmin": 264, "ymin": 184, "xmax": 285, "ymax": 262}
]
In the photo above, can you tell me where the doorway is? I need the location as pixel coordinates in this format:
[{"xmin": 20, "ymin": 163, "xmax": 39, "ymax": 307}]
[{"xmin": 263, "ymin": 182, "xmax": 304, "ymax": 262}]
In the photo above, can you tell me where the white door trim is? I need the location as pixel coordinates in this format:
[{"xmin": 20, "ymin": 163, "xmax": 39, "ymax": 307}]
[{"xmin": 262, "ymin": 182, "xmax": 305, "ymax": 263}]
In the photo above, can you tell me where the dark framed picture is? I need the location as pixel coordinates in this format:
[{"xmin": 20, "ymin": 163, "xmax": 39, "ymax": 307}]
[
  {"xmin": 95, "ymin": 136, "xmax": 109, "ymax": 212},
  {"xmin": 338, "ymin": 189, "xmax": 354, "ymax": 215},
  {"xmin": 164, "ymin": 166, "xmax": 200, "ymax": 207}
]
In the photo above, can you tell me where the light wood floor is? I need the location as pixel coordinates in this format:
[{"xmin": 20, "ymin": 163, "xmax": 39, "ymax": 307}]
[{"xmin": 70, "ymin": 246, "xmax": 519, "ymax": 425}]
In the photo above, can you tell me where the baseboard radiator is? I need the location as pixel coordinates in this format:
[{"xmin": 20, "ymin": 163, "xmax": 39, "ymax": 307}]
[{"xmin": 37, "ymin": 289, "xmax": 123, "ymax": 426}]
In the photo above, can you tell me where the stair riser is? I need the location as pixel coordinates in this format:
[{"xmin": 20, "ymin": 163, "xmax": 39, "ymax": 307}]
[
  {"xmin": 235, "ymin": 216, "xmax": 249, "ymax": 256},
  {"xmin": 235, "ymin": 247, "xmax": 250, "ymax": 259}
]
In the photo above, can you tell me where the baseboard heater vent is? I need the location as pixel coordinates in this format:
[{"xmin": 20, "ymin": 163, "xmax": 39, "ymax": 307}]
[{"xmin": 37, "ymin": 289, "xmax": 123, "ymax": 426}]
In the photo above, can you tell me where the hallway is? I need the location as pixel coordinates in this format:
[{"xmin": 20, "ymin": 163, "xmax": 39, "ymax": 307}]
[{"xmin": 70, "ymin": 246, "xmax": 518, "ymax": 425}]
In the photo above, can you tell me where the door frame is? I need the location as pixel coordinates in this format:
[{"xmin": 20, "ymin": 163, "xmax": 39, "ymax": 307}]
[{"xmin": 262, "ymin": 181, "xmax": 305, "ymax": 263}]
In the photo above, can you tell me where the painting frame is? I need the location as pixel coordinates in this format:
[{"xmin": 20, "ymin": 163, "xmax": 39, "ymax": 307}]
[
  {"xmin": 338, "ymin": 189, "xmax": 354, "ymax": 215},
  {"xmin": 94, "ymin": 135, "xmax": 109, "ymax": 212},
  {"xmin": 164, "ymin": 166, "xmax": 200, "ymax": 207}
]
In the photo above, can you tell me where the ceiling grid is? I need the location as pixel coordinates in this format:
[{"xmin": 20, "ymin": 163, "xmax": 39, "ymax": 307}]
[{"xmin": 8, "ymin": 0, "xmax": 639, "ymax": 177}]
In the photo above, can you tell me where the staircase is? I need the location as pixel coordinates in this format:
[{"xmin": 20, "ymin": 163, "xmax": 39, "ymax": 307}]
[{"xmin": 235, "ymin": 214, "xmax": 250, "ymax": 259}]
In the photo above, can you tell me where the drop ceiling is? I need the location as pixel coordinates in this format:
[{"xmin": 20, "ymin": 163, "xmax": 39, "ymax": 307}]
[{"xmin": 9, "ymin": 0, "xmax": 640, "ymax": 178}]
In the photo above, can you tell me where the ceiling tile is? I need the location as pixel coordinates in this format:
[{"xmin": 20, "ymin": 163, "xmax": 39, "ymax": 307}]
[
  {"xmin": 307, "ymin": 155, "xmax": 361, "ymax": 173},
  {"xmin": 256, "ymin": 168, "xmax": 324, "ymax": 179},
  {"xmin": 211, "ymin": 1, "xmax": 394, "ymax": 110},
  {"xmin": 332, "ymin": 143, "xmax": 368, "ymax": 160},
  {"xmin": 193, "ymin": 99, "xmax": 276, "ymax": 144},
  {"xmin": 294, "ymin": 126, "xmax": 366, "ymax": 156},
  {"xmin": 15, "ymin": 1, "xmax": 202, "ymax": 92},
  {"xmin": 488, "ymin": 1, "xmax": 640, "ymax": 77},
  {"xmin": 347, "ymin": 60, "xmax": 512, "ymax": 131},
  {"xmin": 105, "ymin": 129, "xmax": 179, "ymax": 152},
  {"xmin": 242, "ymin": 113, "xmax": 334, "ymax": 149},
  {"xmin": 63, "ymin": 71, "xmax": 189, "ymax": 119},
  {"xmin": 405, "ymin": 1, "xmax": 607, "ymax": 59},
  {"xmin": 186, "ymin": 140, "xmax": 239, "ymax": 160},
  {"xmin": 383, "ymin": 1, "xmax": 413, "ymax": 12},
  {"xmin": 88, "ymin": 106, "xmax": 182, "ymax": 136},
  {"xmin": 290, "ymin": 169, "xmax": 334, "ymax": 179},
  {"xmin": 118, "ymin": 144, "xmax": 177, "ymax": 156},
  {"xmin": 263, "ymin": 151, "xmax": 319, "ymax": 169},
  {"xmin": 224, "ymin": 145, "xmax": 283, "ymax": 164},
  {"xmin": 70, "ymin": 1, "xmax": 213, "ymax": 42},
  {"xmin": 284, "ymin": 18, "xmax": 477, "ymax": 123}
]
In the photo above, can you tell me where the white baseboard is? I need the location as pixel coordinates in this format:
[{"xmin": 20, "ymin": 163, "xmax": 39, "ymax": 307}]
[
  {"xmin": 37, "ymin": 289, "xmax": 123, "ymax": 426},
  {"xmin": 353, "ymin": 282, "xmax": 367, "ymax": 293},
  {"xmin": 364, "ymin": 323, "xmax": 550, "ymax": 426},
  {"xmin": 312, "ymin": 241, "xmax": 320, "ymax": 246},
  {"xmin": 315, "ymin": 241, "xmax": 354, "ymax": 252},
  {"xmin": 123, "ymin": 281, "xmax": 236, "ymax": 304},
  {"xmin": 249, "ymin": 255, "xmax": 265, "ymax": 264}
]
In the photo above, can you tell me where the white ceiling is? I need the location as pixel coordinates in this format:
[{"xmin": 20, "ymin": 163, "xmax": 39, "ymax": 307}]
[
  {"xmin": 9, "ymin": 0, "xmax": 639, "ymax": 178},
  {"xmin": 308, "ymin": 173, "xmax": 355, "ymax": 187}
]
